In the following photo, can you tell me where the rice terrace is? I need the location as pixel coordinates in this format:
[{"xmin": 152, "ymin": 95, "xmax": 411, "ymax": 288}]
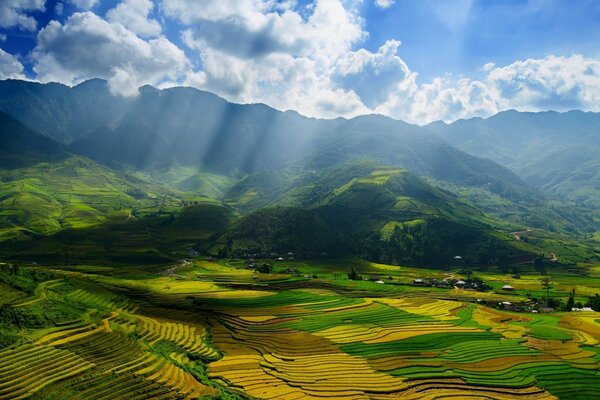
[
  {"xmin": 1, "ymin": 256, "xmax": 600, "ymax": 399},
  {"xmin": 1, "ymin": 0, "xmax": 600, "ymax": 399}
]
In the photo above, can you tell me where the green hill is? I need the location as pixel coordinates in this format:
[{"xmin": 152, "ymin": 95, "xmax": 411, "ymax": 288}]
[
  {"xmin": 3, "ymin": 199, "xmax": 237, "ymax": 265},
  {"xmin": 0, "ymin": 111, "xmax": 68, "ymax": 169},
  {"xmin": 0, "ymin": 156, "xmax": 182, "ymax": 241},
  {"xmin": 0, "ymin": 80, "xmax": 536, "ymax": 205},
  {"xmin": 0, "ymin": 81, "xmax": 597, "ymax": 268},
  {"xmin": 217, "ymin": 162, "xmax": 536, "ymax": 266},
  {"xmin": 428, "ymin": 110, "xmax": 600, "ymax": 208}
]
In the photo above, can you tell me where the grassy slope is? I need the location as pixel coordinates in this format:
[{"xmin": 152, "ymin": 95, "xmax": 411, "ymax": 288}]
[
  {"xmin": 2, "ymin": 199, "xmax": 237, "ymax": 265},
  {"xmin": 0, "ymin": 156, "xmax": 181, "ymax": 240},
  {"xmin": 429, "ymin": 178, "xmax": 600, "ymax": 236},
  {"xmin": 140, "ymin": 165, "xmax": 238, "ymax": 199},
  {"xmin": 218, "ymin": 162, "xmax": 541, "ymax": 266},
  {"xmin": 2, "ymin": 260, "xmax": 599, "ymax": 399}
]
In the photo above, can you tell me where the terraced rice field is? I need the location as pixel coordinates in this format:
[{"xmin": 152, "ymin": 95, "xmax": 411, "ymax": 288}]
[
  {"xmin": 1, "ymin": 261, "xmax": 599, "ymax": 399},
  {"xmin": 0, "ymin": 278, "xmax": 223, "ymax": 400},
  {"xmin": 204, "ymin": 289, "xmax": 600, "ymax": 399}
]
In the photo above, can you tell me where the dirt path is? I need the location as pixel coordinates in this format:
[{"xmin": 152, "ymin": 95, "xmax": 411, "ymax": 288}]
[
  {"xmin": 160, "ymin": 260, "xmax": 190, "ymax": 278},
  {"xmin": 510, "ymin": 229, "xmax": 532, "ymax": 240}
]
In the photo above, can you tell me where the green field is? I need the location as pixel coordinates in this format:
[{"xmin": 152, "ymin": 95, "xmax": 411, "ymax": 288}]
[
  {"xmin": 0, "ymin": 258, "xmax": 599, "ymax": 399},
  {"xmin": 2, "ymin": 81, "xmax": 600, "ymax": 399}
]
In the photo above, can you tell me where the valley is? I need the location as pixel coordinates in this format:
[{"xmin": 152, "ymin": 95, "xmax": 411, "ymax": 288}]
[
  {"xmin": 0, "ymin": 80, "xmax": 599, "ymax": 399},
  {"xmin": 1, "ymin": 258, "xmax": 600, "ymax": 399}
]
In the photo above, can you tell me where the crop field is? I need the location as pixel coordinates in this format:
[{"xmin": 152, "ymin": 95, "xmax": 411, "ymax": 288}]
[{"xmin": 0, "ymin": 259, "xmax": 599, "ymax": 399}]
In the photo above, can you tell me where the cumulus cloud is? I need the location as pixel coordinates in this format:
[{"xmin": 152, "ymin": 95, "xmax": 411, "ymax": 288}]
[
  {"xmin": 167, "ymin": 0, "xmax": 370, "ymax": 117},
  {"xmin": 107, "ymin": 0, "xmax": 161, "ymax": 37},
  {"xmin": 374, "ymin": 0, "xmax": 395, "ymax": 9},
  {"xmin": 3, "ymin": 0, "xmax": 598, "ymax": 124},
  {"xmin": 0, "ymin": 0, "xmax": 45, "ymax": 31},
  {"xmin": 487, "ymin": 54, "xmax": 600, "ymax": 111},
  {"xmin": 160, "ymin": 1, "xmax": 600, "ymax": 121},
  {"xmin": 32, "ymin": 11, "xmax": 191, "ymax": 96},
  {"xmin": 377, "ymin": 54, "xmax": 600, "ymax": 124},
  {"xmin": 67, "ymin": 0, "xmax": 98, "ymax": 10},
  {"xmin": 333, "ymin": 39, "xmax": 412, "ymax": 108},
  {"xmin": 0, "ymin": 48, "xmax": 26, "ymax": 79}
]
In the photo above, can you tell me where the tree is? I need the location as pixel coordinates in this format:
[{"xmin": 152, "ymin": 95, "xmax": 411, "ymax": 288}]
[
  {"xmin": 534, "ymin": 255, "xmax": 545, "ymax": 275},
  {"xmin": 257, "ymin": 263, "xmax": 272, "ymax": 274},
  {"xmin": 541, "ymin": 277, "xmax": 553, "ymax": 306},
  {"xmin": 347, "ymin": 267, "xmax": 360, "ymax": 281},
  {"xmin": 586, "ymin": 294, "xmax": 600, "ymax": 311},
  {"xmin": 566, "ymin": 288, "xmax": 575, "ymax": 311}
]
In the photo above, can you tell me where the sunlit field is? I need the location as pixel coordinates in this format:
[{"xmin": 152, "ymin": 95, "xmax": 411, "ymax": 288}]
[
  {"xmin": 1, "ymin": 258, "xmax": 599, "ymax": 399},
  {"xmin": 2, "ymin": 1, "xmax": 600, "ymax": 399}
]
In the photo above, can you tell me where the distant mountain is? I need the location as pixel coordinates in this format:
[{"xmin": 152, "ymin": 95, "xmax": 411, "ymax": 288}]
[
  {"xmin": 216, "ymin": 162, "xmax": 533, "ymax": 265},
  {"xmin": 0, "ymin": 79, "xmax": 128, "ymax": 144},
  {"xmin": 0, "ymin": 111, "xmax": 68, "ymax": 168},
  {"xmin": 428, "ymin": 110, "xmax": 600, "ymax": 207},
  {"xmin": 0, "ymin": 111, "xmax": 184, "ymax": 240},
  {"xmin": 71, "ymin": 85, "xmax": 336, "ymax": 173},
  {"xmin": 0, "ymin": 79, "xmax": 532, "ymax": 205},
  {"xmin": 307, "ymin": 114, "xmax": 535, "ymax": 202},
  {"xmin": 0, "ymin": 83, "xmax": 597, "ymax": 267}
]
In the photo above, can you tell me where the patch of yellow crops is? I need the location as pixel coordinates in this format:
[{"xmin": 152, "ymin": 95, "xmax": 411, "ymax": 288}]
[
  {"xmin": 311, "ymin": 298, "xmax": 374, "ymax": 313},
  {"xmin": 261, "ymin": 352, "xmax": 407, "ymax": 394},
  {"xmin": 314, "ymin": 324, "xmax": 481, "ymax": 344},
  {"xmin": 194, "ymin": 260, "xmax": 240, "ymax": 271},
  {"xmin": 154, "ymin": 279, "xmax": 221, "ymax": 293},
  {"xmin": 525, "ymin": 337, "xmax": 598, "ymax": 367},
  {"xmin": 562, "ymin": 313, "xmax": 600, "ymax": 341},
  {"xmin": 38, "ymin": 325, "xmax": 105, "ymax": 346},
  {"xmin": 369, "ymin": 379, "xmax": 557, "ymax": 400},
  {"xmin": 471, "ymin": 306, "xmax": 530, "ymax": 339},
  {"xmin": 209, "ymin": 355, "xmax": 308, "ymax": 399},
  {"xmin": 557, "ymin": 284, "xmax": 600, "ymax": 297},
  {"xmin": 375, "ymin": 297, "xmax": 461, "ymax": 321},
  {"xmin": 96, "ymin": 275, "xmax": 223, "ymax": 294},
  {"xmin": 117, "ymin": 311, "xmax": 219, "ymax": 359},
  {"xmin": 146, "ymin": 357, "xmax": 218, "ymax": 399},
  {"xmin": 363, "ymin": 260, "xmax": 404, "ymax": 272},
  {"xmin": 169, "ymin": 352, "xmax": 189, "ymax": 364},
  {"xmin": 440, "ymin": 287, "xmax": 525, "ymax": 302},
  {"xmin": 239, "ymin": 315, "xmax": 278, "ymax": 322}
]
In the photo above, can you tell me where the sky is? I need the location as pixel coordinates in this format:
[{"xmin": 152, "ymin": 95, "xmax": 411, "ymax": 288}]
[{"xmin": 0, "ymin": 0, "xmax": 599, "ymax": 124}]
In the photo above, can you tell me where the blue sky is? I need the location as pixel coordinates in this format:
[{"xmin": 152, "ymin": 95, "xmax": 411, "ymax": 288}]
[
  {"xmin": 1, "ymin": 0, "xmax": 599, "ymax": 123},
  {"xmin": 362, "ymin": 0, "xmax": 600, "ymax": 81}
]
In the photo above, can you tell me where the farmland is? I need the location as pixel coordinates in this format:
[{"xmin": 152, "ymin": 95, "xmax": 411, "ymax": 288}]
[{"xmin": 0, "ymin": 259, "xmax": 599, "ymax": 399}]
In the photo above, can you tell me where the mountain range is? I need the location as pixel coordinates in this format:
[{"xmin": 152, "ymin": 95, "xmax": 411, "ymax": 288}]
[{"xmin": 0, "ymin": 79, "xmax": 598, "ymax": 267}]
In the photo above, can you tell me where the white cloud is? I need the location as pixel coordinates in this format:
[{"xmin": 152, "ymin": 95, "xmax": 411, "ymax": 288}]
[
  {"xmin": 377, "ymin": 54, "xmax": 600, "ymax": 124},
  {"xmin": 487, "ymin": 54, "xmax": 600, "ymax": 111},
  {"xmin": 0, "ymin": 48, "xmax": 26, "ymax": 79},
  {"xmin": 162, "ymin": 1, "xmax": 600, "ymax": 122},
  {"xmin": 374, "ymin": 0, "xmax": 395, "ymax": 9},
  {"xmin": 107, "ymin": 0, "xmax": 161, "ymax": 37},
  {"xmin": 0, "ymin": 0, "xmax": 45, "ymax": 31},
  {"xmin": 167, "ymin": 0, "xmax": 370, "ymax": 117},
  {"xmin": 67, "ymin": 0, "xmax": 98, "ymax": 10},
  {"xmin": 0, "ymin": 34, "xmax": 6, "ymax": 42},
  {"xmin": 3, "ymin": 0, "xmax": 596, "ymax": 124},
  {"xmin": 333, "ymin": 39, "xmax": 411, "ymax": 108},
  {"xmin": 482, "ymin": 62, "xmax": 495, "ymax": 72},
  {"xmin": 32, "ymin": 11, "xmax": 191, "ymax": 96}
]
